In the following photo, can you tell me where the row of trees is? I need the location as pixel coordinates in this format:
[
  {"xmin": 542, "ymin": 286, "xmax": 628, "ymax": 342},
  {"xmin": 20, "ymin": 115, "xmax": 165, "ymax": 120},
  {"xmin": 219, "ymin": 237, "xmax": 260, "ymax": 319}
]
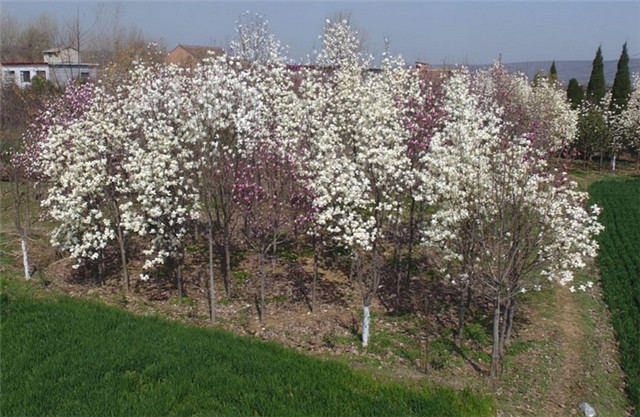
[
  {"xmin": 1, "ymin": 7, "xmax": 155, "ymax": 66},
  {"xmin": 566, "ymin": 44, "xmax": 639, "ymax": 168},
  {"xmin": 11, "ymin": 17, "xmax": 606, "ymax": 378}
]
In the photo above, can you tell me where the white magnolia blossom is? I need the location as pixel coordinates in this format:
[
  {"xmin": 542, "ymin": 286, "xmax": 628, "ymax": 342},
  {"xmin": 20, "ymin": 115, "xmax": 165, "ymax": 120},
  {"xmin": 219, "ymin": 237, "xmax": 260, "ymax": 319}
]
[
  {"xmin": 612, "ymin": 73, "xmax": 640, "ymax": 153},
  {"xmin": 40, "ymin": 85, "xmax": 128, "ymax": 266},
  {"xmin": 420, "ymin": 70, "xmax": 503, "ymax": 258},
  {"xmin": 527, "ymin": 78, "xmax": 579, "ymax": 149},
  {"xmin": 118, "ymin": 63, "xmax": 201, "ymax": 275},
  {"xmin": 298, "ymin": 55, "xmax": 420, "ymax": 251},
  {"xmin": 422, "ymin": 70, "xmax": 602, "ymax": 289},
  {"xmin": 191, "ymin": 55, "xmax": 263, "ymax": 155},
  {"xmin": 315, "ymin": 18, "xmax": 364, "ymax": 68},
  {"xmin": 251, "ymin": 62, "xmax": 299, "ymax": 154},
  {"xmin": 230, "ymin": 11, "xmax": 288, "ymax": 65},
  {"xmin": 472, "ymin": 62, "xmax": 578, "ymax": 151}
]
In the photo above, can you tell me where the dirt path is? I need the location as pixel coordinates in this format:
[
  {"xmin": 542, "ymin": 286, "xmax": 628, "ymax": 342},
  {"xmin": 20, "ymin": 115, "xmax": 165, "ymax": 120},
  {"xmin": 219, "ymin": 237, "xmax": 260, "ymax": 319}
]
[
  {"xmin": 545, "ymin": 287, "xmax": 584, "ymax": 414},
  {"xmin": 499, "ymin": 283, "xmax": 630, "ymax": 417},
  {"xmin": 494, "ymin": 286, "xmax": 591, "ymax": 417}
]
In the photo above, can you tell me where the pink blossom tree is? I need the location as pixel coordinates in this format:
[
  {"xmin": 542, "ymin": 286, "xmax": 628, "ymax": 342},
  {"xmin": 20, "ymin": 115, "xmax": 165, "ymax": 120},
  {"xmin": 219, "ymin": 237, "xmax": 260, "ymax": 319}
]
[{"xmin": 233, "ymin": 139, "xmax": 310, "ymax": 322}]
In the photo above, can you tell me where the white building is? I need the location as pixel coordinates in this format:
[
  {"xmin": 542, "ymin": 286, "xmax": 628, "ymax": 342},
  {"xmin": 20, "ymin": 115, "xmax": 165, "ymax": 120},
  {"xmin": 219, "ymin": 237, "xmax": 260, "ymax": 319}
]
[
  {"xmin": 43, "ymin": 47, "xmax": 80, "ymax": 64},
  {"xmin": 1, "ymin": 62, "xmax": 50, "ymax": 88},
  {"xmin": 1, "ymin": 47, "xmax": 97, "ymax": 88}
]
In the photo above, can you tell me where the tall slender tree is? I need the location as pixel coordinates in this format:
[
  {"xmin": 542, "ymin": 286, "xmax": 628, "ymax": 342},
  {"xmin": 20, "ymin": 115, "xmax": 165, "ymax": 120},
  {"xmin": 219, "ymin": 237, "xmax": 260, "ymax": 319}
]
[
  {"xmin": 610, "ymin": 42, "xmax": 631, "ymax": 114},
  {"xmin": 587, "ymin": 46, "xmax": 606, "ymax": 105},
  {"xmin": 567, "ymin": 78, "xmax": 584, "ymax": 109},
  {"xmin": 549, "ymin": 60, "xmax": 558, "ymax": 84}
]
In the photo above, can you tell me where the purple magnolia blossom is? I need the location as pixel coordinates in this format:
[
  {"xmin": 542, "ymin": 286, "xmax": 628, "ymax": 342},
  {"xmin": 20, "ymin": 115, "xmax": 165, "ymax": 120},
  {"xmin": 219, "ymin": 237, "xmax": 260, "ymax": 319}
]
[{"xmin": 14, "ymin": 83, "xmax": 95, "ymax": 180}]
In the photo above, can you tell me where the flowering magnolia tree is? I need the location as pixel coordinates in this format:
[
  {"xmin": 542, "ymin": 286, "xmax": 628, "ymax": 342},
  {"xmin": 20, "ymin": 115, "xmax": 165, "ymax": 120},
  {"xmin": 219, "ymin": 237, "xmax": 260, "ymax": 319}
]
[
  {"xmin": 230, "ymin": 11, "xmax": 287, "ymax": 65},
  {"xmin": 445, "ymin": 63, "xmax": 581, "ymax": 343},
  {"xmin": 37, "ymin": 83, "xmax": 134, "ymax": 288},
  {"xmin": 394, "ymin": 70, "xmax": 445, "ymax": 309},
  {"xmin": 15, "ymin": 83, "xmax": 96, "ymax": 180},
  {"xmin": 421, "ymin": 70, "xmax": 603, "ymax": 377},
  {"xmin": 315, "ymin": 17, "xmax": 364, "ymax": 67},
  {"xmin": 233, "ymin": 140, "xmax": 310, "ymax": 322},
  {"xmin": 118, "ymin": 62, "xmax": 201, "ymax": 303},
  {"xmin": 471, "ymin": 61, "xmax": 578, "ymax": 158},
  {"xmin": 24, "ymin": 15, "xmax": 606, "ymax": 378},
  {"xmin": 300, "ymin": 22, "xmax": 423, "ymax": 344},
  {"xmin": 612, "ymin": 74, "xmax": 640, "ymax": 161},
  {"xmin": 189, "ymin": 55, "xmax": 263, "ymax": 321},
  {"xmin": 7, "ymin": 83, "xmax": 92, "ymax": 281}
]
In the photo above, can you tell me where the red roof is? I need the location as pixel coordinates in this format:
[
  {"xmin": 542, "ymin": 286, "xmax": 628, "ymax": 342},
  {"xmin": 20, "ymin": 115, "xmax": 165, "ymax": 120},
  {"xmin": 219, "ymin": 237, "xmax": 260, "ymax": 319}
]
[{"xmin": 1, "ymin": 62, "xmax": 48, "ymax": 66}]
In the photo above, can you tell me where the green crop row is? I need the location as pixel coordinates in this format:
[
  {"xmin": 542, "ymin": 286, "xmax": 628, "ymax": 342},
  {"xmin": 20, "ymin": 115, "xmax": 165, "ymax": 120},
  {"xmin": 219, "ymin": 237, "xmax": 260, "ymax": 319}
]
[
  {"xmin": 0, "ymin": 277, "xmax": 492, "ymax": 417},
  {"xmin": 589, "ymin": 177, "xmax": 640, "ymax": 411}
]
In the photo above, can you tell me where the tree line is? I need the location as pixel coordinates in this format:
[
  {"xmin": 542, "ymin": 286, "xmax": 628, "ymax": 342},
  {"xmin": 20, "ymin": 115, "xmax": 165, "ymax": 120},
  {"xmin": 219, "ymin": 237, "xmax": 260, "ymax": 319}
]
[{"xmin": 565, "ymin": 43, "xmax": 639, "ymax": 169}]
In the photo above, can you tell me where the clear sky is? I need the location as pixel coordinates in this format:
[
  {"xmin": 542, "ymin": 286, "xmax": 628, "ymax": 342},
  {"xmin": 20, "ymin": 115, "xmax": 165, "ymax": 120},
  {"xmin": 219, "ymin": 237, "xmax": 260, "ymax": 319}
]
[{"xmin": 2, "ymin": 1, "xmax": 639, "ymax": 65}]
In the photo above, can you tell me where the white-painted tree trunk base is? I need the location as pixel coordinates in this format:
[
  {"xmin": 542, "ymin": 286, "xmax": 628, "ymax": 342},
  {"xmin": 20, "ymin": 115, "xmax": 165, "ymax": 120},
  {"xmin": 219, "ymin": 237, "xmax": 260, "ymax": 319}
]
[
  {"xmin": 362, "ymin": 306, "xmax": 370, "ymax": 347},
  {"xmin": 21, "ymin": 236, "xmax": 30, "ymax": 280}
]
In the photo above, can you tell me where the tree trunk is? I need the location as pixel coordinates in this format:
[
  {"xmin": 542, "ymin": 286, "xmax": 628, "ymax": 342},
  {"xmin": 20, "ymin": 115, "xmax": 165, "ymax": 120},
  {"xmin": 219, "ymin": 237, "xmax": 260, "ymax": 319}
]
[
  {"xmin": 21, "ymin": 234, "xmax": 30, "ymax": 280},
  {"xmin": 208, "ymin": 222, "xmax": 216, "ymax": 324},
  {"xmin": 259, "ymin": 250, "xmax": 266, "ymax": 322},
  {"xmin": 223, "ymin": 228, "xmax": 232, "ymax": 297},
  {"xmin": 490, "ymin": 293, "xmax": 502, "ymax": 378},
  {"xmin": 362, "ymin": 305, "xmax": 370, "ymax": 347},
  {"xmin": 25, "ymin": 182, "xmax": 31, "ymax": 229},
  {"xmin": 456, "ymin": 280, "xmax": 471, "ymax": 345},
  {"xmin": 271, "ymin": 228, "xmax": 277, "ymax": 274},
  {"xmin": 361, "ymin": 243, "xmax": 379, "ymax": 348},
  {"xmin": 177, "ymin": 262, "xmax": 183, "ymax": 306},
  {"xmin": 312, "ymin": 234, "xmax": 318, "ymax": 313},
  {"xmin": 499, "ymin": 299, "xmax": 509, "ymax": 360},
  {"xmin": 12, "ymin": 172, "xmax": 31, "ymax": 281},
  {"xmin": 505, "ymin": 297, "xmax": 516, "ymax": 346},
  {"xmin": 405, "ymin": 198, "xmax": 417, "ymax": 291},
  {"xmin": 115, "ymin": 223, "xmax": 129, "ymax": 293},
  {"xmin": 349, "ymin": 251, "xmax": 356, "ymax": 282},
  {"xmin": 392, "ymin": 204, "xmax": 402, "ymax": 312},
  {"xmin": 215, "ymin": 197, "xmax": 232, "ymax": 297},
  {"xmin": 423, "ymin": 295, "xmax": 431, "ymax": 374},
  {"xmin": 98, "ymin": 254, "xmax": 106, "ymax": 283},
  {"xmin": 611, "ymin": 152, "xmax": 617, "ymax": 171}
]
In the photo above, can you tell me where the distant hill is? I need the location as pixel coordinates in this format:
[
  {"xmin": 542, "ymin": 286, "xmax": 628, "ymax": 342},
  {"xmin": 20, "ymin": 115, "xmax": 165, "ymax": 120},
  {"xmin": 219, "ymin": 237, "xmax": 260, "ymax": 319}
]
[{"xmin": 439, "ymin": 59, "xmax": 640, "ymax": 87}]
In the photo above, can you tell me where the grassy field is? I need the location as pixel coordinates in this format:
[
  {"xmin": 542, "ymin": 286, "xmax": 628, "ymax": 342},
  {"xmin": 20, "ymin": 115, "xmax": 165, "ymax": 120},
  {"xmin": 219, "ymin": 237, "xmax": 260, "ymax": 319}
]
[
  {"xmin": 589, "ymin": 176, "xmax": 640, "ymax": 411},
  {"xmin": 0, "ymin": 277, "xmax": 492, "ymax": 417}
]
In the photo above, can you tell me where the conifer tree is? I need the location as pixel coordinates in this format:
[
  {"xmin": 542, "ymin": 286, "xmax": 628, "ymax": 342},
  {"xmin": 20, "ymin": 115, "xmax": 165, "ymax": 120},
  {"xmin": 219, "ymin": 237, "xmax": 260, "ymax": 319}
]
[
  {"xmin": 549, "ymin": 60, "xmax": 558, "ymax": 84},
  {"xmin": 567, "ymin": 78, "xmax": 584, "ymax": 109},
  {"xmin": 587, "ymin": 46, "xmax": 606, "ymax": 105},
  {"xmin": 610, "ymin": 42, "xmax": 631, "ymax": 114}
]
